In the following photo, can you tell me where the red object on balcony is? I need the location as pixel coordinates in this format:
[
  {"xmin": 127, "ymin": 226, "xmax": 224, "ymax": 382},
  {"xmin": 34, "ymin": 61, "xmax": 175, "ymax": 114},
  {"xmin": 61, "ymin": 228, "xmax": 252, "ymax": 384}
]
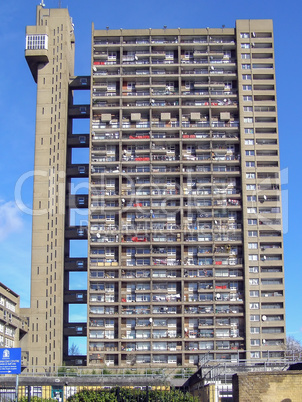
[{"xmin": 131, "ymin": 236, "xmax": 147, "ymax": 242}]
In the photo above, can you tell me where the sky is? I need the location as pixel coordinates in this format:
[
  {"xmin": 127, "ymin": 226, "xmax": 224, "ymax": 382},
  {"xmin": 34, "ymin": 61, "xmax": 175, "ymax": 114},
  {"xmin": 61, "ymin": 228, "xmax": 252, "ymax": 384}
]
[{"xmin": 0, "ymin": 0, "xmax": 302, "ymax": 346}]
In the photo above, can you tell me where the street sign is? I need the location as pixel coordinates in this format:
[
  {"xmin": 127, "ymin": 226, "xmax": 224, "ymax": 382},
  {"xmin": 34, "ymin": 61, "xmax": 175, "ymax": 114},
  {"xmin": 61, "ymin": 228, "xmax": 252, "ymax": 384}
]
[{"xmin": 0, "ymin": 348, "xmax": 21, "ymax": 375}]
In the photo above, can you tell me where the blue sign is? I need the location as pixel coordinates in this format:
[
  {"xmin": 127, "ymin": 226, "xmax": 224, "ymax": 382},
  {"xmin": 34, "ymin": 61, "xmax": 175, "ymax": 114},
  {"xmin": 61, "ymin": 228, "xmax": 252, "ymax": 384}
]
[{"xmin": 0, "ymin": 348, "xmax": 21, "ymax": 374}]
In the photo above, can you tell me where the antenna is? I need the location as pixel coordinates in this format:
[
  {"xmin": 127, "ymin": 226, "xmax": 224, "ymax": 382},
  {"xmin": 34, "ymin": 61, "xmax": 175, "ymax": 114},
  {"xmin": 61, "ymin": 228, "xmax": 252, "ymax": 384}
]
[
  {"xmin": 40, "ymin": 0, "xmax": 45, "ymax": 7},
  {"xmin": 58, "ymin": 0, "xmax": 61, "ymax": 7}
]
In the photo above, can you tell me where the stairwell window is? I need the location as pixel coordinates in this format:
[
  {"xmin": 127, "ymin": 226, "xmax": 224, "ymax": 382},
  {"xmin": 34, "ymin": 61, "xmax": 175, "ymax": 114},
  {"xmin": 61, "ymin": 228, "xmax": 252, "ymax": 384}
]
[
  {"xmin": 26, "ymin": 34, "xmax": 48, "ymax": 50},
  {"xmin": 249, "ymin": 266, "xmax": 259, "ymax": 273},
  {"xmin": 246, "ymin": 185, "xmax": 256, "ymax": 192}
]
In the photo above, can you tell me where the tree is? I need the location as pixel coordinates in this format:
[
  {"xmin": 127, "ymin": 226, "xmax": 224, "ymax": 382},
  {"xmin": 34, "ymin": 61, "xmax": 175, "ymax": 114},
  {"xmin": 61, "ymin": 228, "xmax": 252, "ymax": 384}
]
[
  {"xmin": 68, "ymin": 343, "xmax": 80, "ymax": 356},
  {"xmin": 285, "ymin": 336, "xmax": 302, "ymax": 361}
]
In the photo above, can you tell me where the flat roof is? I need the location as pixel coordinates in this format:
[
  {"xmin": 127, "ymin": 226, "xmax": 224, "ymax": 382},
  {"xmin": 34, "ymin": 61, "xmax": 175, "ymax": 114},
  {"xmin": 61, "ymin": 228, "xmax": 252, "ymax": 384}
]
[{"xmin": 0, "ymin": 282, "xmax": 19, "ymax": 298}]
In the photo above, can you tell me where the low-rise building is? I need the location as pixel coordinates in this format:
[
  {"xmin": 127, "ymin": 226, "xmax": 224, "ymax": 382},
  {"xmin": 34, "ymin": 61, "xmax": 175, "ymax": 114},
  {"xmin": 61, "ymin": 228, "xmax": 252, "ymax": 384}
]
[{"xmin": 0, "ymin": 283, "xmax": 29, "ymax": 367}]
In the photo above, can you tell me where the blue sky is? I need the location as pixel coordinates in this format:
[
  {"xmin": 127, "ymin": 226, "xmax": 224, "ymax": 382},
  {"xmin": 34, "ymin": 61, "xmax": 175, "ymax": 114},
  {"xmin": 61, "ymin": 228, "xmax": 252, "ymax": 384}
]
[{"xmin": 0, "ymin": 0, "xmax": 301, "ymax": 345}]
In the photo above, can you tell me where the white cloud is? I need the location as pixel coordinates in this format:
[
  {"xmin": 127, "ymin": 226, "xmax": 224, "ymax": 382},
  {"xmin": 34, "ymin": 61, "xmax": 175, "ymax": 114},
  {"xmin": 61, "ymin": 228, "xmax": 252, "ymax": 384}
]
[{"xmin": 0, "ymin": 201, "xmax": 24, "ymax": 241}]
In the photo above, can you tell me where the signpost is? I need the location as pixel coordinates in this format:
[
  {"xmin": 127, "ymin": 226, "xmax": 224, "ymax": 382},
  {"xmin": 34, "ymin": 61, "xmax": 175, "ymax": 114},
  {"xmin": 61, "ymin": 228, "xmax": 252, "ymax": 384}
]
[
  {"xmin": 0, "ymin": 348, "xmax": 22, "ymax": 401},
  {"xmin": 0, "ymin": 348, "xmax": 21, "ymax": 375}
]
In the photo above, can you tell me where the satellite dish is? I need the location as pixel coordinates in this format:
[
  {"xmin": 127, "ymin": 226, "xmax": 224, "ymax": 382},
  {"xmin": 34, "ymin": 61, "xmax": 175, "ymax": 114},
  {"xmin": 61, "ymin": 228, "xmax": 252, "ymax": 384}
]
[
  {"xmin": 96, "ymin": 233, "xmax": 101, "ymax": 238},
  {"xmin": 262, "ymin": 315, "xmax": 267, "ymax": 321}
]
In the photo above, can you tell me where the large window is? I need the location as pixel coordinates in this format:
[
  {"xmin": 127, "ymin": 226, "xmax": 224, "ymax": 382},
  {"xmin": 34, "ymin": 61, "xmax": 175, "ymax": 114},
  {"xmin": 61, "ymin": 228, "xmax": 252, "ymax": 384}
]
[{"xmin": 26, "ymin": 34, "xmax": 48, "ymax": 50}]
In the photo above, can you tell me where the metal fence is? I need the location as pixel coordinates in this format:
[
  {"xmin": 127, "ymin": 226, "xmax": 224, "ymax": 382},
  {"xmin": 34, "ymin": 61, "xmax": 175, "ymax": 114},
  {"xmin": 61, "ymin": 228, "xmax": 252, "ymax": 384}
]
[{"xmin": 0, "ymin": 385, "xmax": 197, "ymax": 402}]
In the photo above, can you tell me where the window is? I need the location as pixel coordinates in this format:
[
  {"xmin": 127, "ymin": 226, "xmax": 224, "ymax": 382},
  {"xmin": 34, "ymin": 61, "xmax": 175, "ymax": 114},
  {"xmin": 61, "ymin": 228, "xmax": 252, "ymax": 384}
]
[
  {"xmin": 249, "ymin": 278, "xmax": 259, "ymax": 285},
  {"xmin": 251, "ymin": 339, "xmax": 260, "ymax": 346},
  {"xmin": 246, "ymin": 150, "xmax": 255, "ymax": 156},
  {"xmin": 244, "ymin": 117, "xmax": 253, "ymax": 123},
  {"xmin": 249, "ymin": 255, "xmax": 258, "ymax": 261},
  {"xmin": 243, "ymin": 95, "xmax": 252, "ymax": 101},
  {"xmin": 26, "ymin": 34, "xmax": 48, "ymax": 50},
  {"xmin": 243, "ymin": 85, "xmax": 252, "ymax": 91},
  {"xmin": 244, "ymin": 106, "xmax": 253, "ymax": 112},
  {"xmin": 248, "ymin": 231, "xmax": 258, "ymax": 237},
  {"xmin": 165, "ymin": 51, "xmax": 174, "ymax": 59},
  {"xmin": 107, "ymin": 82, "xmax": 116, "ymax": 91},
  {"xmin": 246, "ymin": 184, "xmax": 256, "ymax": 191},
  {"xmin": 261, "ymin": 279, "xmax": 282, "ymax": 285},
  {"xmin": 252, "ymin": 63, "xmax": 273, "ymax": 69},
  {"xmin": 250, "ymin": 315, "xmax": 260, "ymax": 321},
  {"xmin": 241, "ymin": 53, "xmax": 251, "ymax": 59},
  {"xmin": 6, "ymin": 301, "xmax": 16, "ymax": 312},
  {"xmin": 246, "ymin": 173, "xmax": 255, "ymax": 179},
  {"xmin": 247, "ymin": 195, "xmax": 256, "ymax": 202},
  {"xmin": 244, "ymin": 128, "xmax": 254, "ymax": 134},
  {"xmin": 246, "ymin": 161, "xmax": 255, "ymax": 166},
  {"xmin": 108, "ymin": 52, "xmax": 117, "ymax": 60},
  {"xmin": 249, "ymin": 266, "xmax": 259, "ymax": 273},
  {"xmin": 242, "ymin": 74, "xmax": 252, "ymax": 80},
  {"xmin": 251, "ymin": 327, "xmax": 260, "ymax": 334},
  {"xmin": 241, "ymin": 43, "xmax": 250, "ymax": 49},
  {"xmin": 262, "ymin": 327, "xmax": 284, "ymax": 334},
  {"xmin": 248, "ymin": 242, "xmax": 258, "ymax": 249},
  {"xmin": 250, "ymin": 303, "xmax": 259, "ymax": 309},
  {"xmin": 248, "ymin": 219, "xmax": 257, "ymax": 225},
  {"xmin": 247, "ymin": 207, "xmax": 257, "ymax": 214},
  {"xmin": 242, "ymin": 64, "xmax": 251, "ymax": 70},
  {"xmin": 240, "ymin": 33, "xmax": 250, "ymax": 38},
  {"xmin": 250, "ymin": 290, "xmax": 259, "ymax": 297},
  {"xmin": 251, "ymin": 351, "xmax": 260, "ymax": 358}
]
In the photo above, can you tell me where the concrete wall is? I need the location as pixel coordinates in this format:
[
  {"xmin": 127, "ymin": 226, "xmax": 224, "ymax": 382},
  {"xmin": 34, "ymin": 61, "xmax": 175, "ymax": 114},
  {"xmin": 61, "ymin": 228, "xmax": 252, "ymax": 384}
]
[{"xmin": 233, "ymin": 371, "xmax": 302, "ymax": 402}]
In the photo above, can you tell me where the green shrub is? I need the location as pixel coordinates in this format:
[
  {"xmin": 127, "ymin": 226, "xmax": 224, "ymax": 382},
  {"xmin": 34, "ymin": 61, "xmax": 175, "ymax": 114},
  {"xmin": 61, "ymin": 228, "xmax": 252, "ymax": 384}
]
[{"xmin": 66, "ymin": 387, "xmax": 198, "ymax": 402}]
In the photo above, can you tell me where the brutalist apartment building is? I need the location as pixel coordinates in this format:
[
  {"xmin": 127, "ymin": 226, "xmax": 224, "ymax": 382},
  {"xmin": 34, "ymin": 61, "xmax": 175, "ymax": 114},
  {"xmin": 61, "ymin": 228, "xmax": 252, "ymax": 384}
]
[{"xmin": 24, "ymin": 5, "xmax": 285, "ymax": 369}]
